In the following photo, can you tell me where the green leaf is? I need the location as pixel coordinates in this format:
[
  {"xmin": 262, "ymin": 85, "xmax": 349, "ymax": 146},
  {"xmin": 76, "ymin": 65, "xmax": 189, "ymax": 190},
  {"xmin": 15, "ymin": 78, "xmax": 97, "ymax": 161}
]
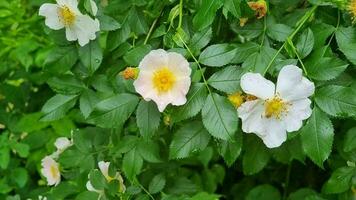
[
  {"xmin": 233, "ymin": 21, "xmax": 263, "ymax": 39},
  {"xmin": 0, "ymin": 148, "xmax": 10, "ymax": 169},
  {"xmin": 310, "ymin": 23, "xmax": 335, "ymax": 48},
  {"xmin": 242, "ymin": 46, "xmax": 280, "ymax": 74},
  {"xmin": 208, "ymin": 65, "xmax": 243, "ymax": 93},
  {"xmin": 191, "ymin": 192, "xmax": 221, "ymax": 200},
  {"xmin": 97, "ymin": 15, "xmax": 121, "ymax": 31},
  {"xmin": 89, "ymin": 169, "xmax": 107, "ymax": 190},
  {"xmin": 243, "ymin": 136, "xmax": 270, "ymax": 175},
  {"xmin": 41, "ymin": 94, "xmax": 78, "ymax": 121},
  {"xmin": 246, "ymin": 184, "xmax": 281, "ymax": 200},
  {"xmin": 336, "ymin": 27, "xmax": 356, "ymax": 65},
  {"xmin": 199, "ymin": 44, "xmax": 237, "ymax": 67},
  {"xmin": 193, "ymin": 0, "xmax": 223, "ymax": 31},
  {"xmin": 300, "ymin": 107, "xmax": 334, "ymax": 168},
  {"xmin": 47, "ymin": 74, "xmax": 85, "ymax": 95},
  {"xmin": 315, "ymin": 85, "xmax": 356, "ymax": 118},
  {"xmin": 288, "ymin": 188, "xmax": 317, "ymax": 200},
  {"xmin": 149, "ymin": 173, "xmax": 166, "ymax": 194},
  {"xmin": 88, "ymin": 93, "xmax": 139, "ymax": 128},
  {"xmin": 78, "ymin": 40, "xmax": 103, "ymax": 74},
  {"xmin": 13, "ymin": 112, "xmax": 49, "ymax": 133},
  {"xmin": 232, "ymin": 42, "xmax": 259, "ymax": 63},
  {"xmin": 190, "ymin": 27, "xmax": 213, "ymax": 52},
  {"xmin": 80, "ymin": 89, "xmax": 99, "ymax": 118},
  {"xmin": 322, "ymin": 166, "xmax": 355, "ymax": 194},
  {"xmin": 128, "ymin": 7, "xmax": 148, "ymax": 35},
  {"xmin": 218, "ymin": 129, "xmax": 242, "ymax": 166},
  {"xmin": 75, "ymin": 191, "xmax": 100, "ymax": 200},
  {"xmin": 136, "ymin": 100, "xmax": 161, "ymax": 138},
  {"xmin": 44, "ymin": 46, "xmax": 78, "ymax": 74},
  {"xmin": 11, "ymin": 142, "xmax": 29, "ymax": 158},
  {"xmin": 123, "ymin": 148, "xmax": 143, "ymax": 181},
  {"xmin": 306, "ymin": 57, "xmax": 348, "ymax": 81},
  {"xmin": 224, "ymin": 0, "xmax": 241, "ymax": 18},
  {"xmin": 344, "ymin": 127, "xmax": 356, "ymax": 152},
  {"xmin": 137, "ymin": 139, "xmax": 162, "ymax": 163},
  {"xmin": 172, "ymin": 83, "xmax": 208, "ymax": 123},
  {"xmin": 169, "ymin": 121, "xmax": 210, "ymax": 159},
  {"xmin": 11, "ymin": 168, "xmax": 28, "ymax": 188},
  {"xmin": 267, "ymin": 24, "xmax": 293, "ymax": 42},
  {"xmin": 123, "ymin": 44, "xmax": 152, "ymax": 66},
  {"xmin": 202, "ymin": 93, "xmax": 238, "ymax": 140},
  {"xmin": 296, "ymin": 28, "xmax": 314, "ymax": 59}
]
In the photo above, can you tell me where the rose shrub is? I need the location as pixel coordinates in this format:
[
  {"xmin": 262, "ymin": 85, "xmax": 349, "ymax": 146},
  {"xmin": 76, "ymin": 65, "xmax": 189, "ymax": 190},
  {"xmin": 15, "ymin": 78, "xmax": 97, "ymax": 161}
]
[{"xmin": 0, "ymin": 0, "xmax": 356, "ymax": 199}]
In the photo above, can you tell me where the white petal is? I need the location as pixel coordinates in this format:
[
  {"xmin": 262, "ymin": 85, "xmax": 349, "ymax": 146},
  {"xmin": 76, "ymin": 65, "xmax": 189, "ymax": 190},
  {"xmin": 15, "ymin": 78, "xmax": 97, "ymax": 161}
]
[
  {"xmin": 240, "ymin": 73, "xmax": 275, "ymax": 100},
  {"xmin": 90, "ymin": 0, "xmax": 98, "ymax": 16},
  {"xmin": 73, "ymin": 16, "xmax": 100, "ymax": 46},
  {"xmin": 238, "ymin": 100, "xmax": 266, "ymax": 134},
  {"xmin": 260, "ymin": 119, "xmax": 287, "ymax": 148},
  {"xmin": 138, "ymin": 49, "xmax": 169, "ymax": 72},
  {"xmin": 133, "ymin": 72, "xmax": 156, "ymax": 101},
  {"xmin": 39, "ymin": 4, "xmax": 64, "ymax": 30},
  {"xmin": 86, "ymin": 181, "xmax": 102, "ymax": 193},
  {"xmin": 54, "ymin": 137, "xmax": 72, "ymax": 152},
  {"xmin": 283, "ymin": 98, "xmax": 312, "ymax": 132},
  {"xmin": 276, "ymin": 65, "xmax": 315, "ymax": 101},
  {"xmin": 98, "ymin": 161, "xmax": 110, "ymax": 179},
  {"xmin": 65, "ymin": 27, "xmax": 77, "ymax": 41},
  {"xmin": 167, "ymin": 52, "xmax": 191, "ymax": 77}
]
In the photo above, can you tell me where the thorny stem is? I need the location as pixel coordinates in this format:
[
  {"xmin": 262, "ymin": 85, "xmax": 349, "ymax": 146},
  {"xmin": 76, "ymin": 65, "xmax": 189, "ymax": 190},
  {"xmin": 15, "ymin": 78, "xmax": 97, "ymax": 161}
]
[{"xmin": 263, "ymin": 5, "xmax": 318, "ymax": 76}]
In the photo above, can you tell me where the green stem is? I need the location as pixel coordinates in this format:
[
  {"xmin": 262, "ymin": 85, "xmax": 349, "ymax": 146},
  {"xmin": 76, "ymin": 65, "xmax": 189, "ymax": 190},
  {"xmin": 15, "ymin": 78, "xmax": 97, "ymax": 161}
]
[
  {"xmin": 136, "ymin": 180, "xmax": 155, "ymax": 200},
  {"xmin": 283, "ymin": 163, "xmax": 292, "ymax": 200},
  {"xmin": 144, "ymin": 12, "xmax": 162, "ymax": 45},
  {"xmin": 177, "ymin": 34, "xmax": 211, "ymax": 93},
  {"xmin": 259, "ymin": 17, "xmax": 267, "ymax": 48},
  {"xmin": 263, "ymin": 5, "xmax": 317, "ymax": 76},
  {"xmin": 178, "ymin": 0, "xmax": 183, "ymax": 29}
]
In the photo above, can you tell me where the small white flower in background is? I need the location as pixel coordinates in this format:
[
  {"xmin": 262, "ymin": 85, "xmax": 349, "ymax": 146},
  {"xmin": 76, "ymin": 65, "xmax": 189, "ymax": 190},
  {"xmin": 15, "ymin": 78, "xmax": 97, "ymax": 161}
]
[
  {"xmin": 38, "ymin": 195, "xmax": 48, "ymax": 200},
  {"xmin": 86, "ymin": 161, "xmax": 126, "ymax": 194},
  {"xmin": 51, "ymin": 137, "xmax": 73, "ymax": 158},
  {"xmin": 41, "ymin": 156, "xmax": 61, "ymax": 186},
  {"xmin": 39, "ymin": 0, "xmax": 100, "ymax": 46},
  {"xmin": 54, "ymin": 137, "xmax": 73, "ymax": 152},
  {"xmin": 133, "ymin": 49, "xmax": 191, "ymax": 112},
  {"xmin": 238, "ymin": 65, "xmax": 315, "ymax": 148}
]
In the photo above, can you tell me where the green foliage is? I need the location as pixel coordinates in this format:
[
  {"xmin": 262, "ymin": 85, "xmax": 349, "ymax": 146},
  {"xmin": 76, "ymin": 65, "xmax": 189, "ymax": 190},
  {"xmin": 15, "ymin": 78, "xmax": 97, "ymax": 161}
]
[{"xmin": 1, "ymin": 0, "xmax": 356, "ymax": 199}]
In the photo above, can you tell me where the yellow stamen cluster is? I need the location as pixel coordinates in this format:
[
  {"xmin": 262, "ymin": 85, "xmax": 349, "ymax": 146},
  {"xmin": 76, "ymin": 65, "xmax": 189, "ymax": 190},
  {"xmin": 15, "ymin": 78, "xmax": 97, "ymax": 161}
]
[
  {"xmin": 348, "ymin": 0, "xmax": 356, "ymax": 21},
  {"xmin": 58, "ymin": 6, "xmax": 76, "ymax": 26},
  {"xmin": 228, "ymin": 92, "xmax": 258, "ymax": 108},
  {"xmin": 248, "ymin": 0, "xmax": 267, "ymax": 19},
  {"xmin": 152, "ymin": 67, "xmax": 176, "ymax": 93},
  {"xmin": 228, "ymin": 92, "xmax": 244, "ymax": 108},
  {"xmin": 264, "ymin": 95, "xmax": 290, "ymax": 119},
  {"xmin": 50, "ymin": 165, "xmax": 59, "ymax": 179},
  {"xmin": 121, "ymin": 67, "xmax": 139, "ymax": 80}
]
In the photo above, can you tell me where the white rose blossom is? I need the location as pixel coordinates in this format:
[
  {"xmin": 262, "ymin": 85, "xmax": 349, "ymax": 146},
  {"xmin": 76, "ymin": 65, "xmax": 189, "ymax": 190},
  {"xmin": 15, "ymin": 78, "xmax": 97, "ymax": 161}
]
[
  {"xmin": 238, "ymin": 65, "xmax": 315, "ymax": 148},
  {"xmin": 39, "ymin": 0, "xmax": 100, "ymax": 46},
  {"xmin": 133, "ymin": 49, "xmax": 191, "ymax": 112},
  {"xmin": 51, "ymin": 137, "xmax": 73, "ymax": 158},
  {"xmin": 41, "ymin": 156, "xmax": 61, "ymax": 186},
  {"xmin": 86, "ymin": 161, "xmax": 126, "ymax": 194}
]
